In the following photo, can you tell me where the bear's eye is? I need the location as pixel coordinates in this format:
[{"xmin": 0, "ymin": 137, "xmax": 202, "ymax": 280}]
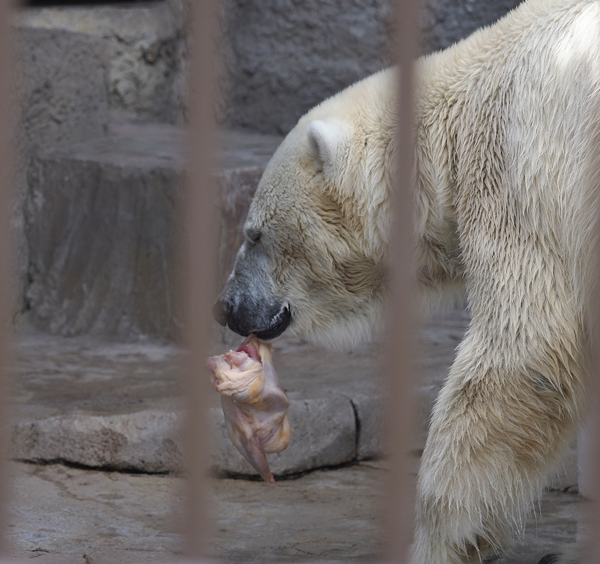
[{"xmin": 245, "ymin": 228, "xmax": 262, "ymax": 244}]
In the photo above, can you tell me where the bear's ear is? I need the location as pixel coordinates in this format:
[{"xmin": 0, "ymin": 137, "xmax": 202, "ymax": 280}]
[{"xmin": 306, "ymin": 119, "xmax": 352, "ymax": 176}]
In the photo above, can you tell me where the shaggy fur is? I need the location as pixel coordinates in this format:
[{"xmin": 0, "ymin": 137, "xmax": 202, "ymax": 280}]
[{"xmin": 222, "ymin": 0, "xmax": 600, "ymax": 561}]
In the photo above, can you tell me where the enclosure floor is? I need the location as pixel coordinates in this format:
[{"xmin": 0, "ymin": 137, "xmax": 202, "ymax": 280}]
[
  {"xmin": 6, "ymin": 459, "xmax": 581, "ymax": 564},
  {"xmin": 7, "ymin": 308, "xmax": 582, "ymax": 562}
]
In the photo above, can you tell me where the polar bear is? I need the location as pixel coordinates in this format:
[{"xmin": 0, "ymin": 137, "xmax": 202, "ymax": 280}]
[{"xmin": 213, "ymin": 0, "xmax": 600, "ymax": 562}]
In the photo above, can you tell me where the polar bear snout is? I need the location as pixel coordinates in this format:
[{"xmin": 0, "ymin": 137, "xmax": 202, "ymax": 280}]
[
  {"xmin": 212, "ymin": 237, "xmax": 292, "ymax": 339},
  {"xmin": 212, "ymin": 291, "xmax": 291, "ymax": 340}
]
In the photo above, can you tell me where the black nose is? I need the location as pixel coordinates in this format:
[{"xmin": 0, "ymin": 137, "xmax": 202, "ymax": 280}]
[{"xmin": 212, "ymin": 297, "xmax": 230, "ymax": 327}]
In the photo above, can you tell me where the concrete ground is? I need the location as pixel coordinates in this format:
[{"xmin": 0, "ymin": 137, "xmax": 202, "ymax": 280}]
[
  {"xmin": 5, "ymin": 308, "xmax": 583, "ymax": 563},
  {"xmin": 7, "ymin": 460, "xmax": 582, "ymax": 564}
]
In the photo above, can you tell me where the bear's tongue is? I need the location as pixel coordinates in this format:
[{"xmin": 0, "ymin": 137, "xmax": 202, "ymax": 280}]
[{"xmin": 236, "ymin": 337, "xmax": 260, "ymax": 362}]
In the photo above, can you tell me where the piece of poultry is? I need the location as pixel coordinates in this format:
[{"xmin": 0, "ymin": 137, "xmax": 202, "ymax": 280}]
[{"xmin": 207, "ymin": 334, "xmax": 292, "ymax": 483}]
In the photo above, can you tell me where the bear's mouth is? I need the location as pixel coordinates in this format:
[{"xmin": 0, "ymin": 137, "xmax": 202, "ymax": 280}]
[{"xmin": 254, "ymin": 305, "xmax": 291, "ymax": 340}]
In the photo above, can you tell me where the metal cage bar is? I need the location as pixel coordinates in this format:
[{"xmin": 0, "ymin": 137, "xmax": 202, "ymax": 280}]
[
  {"xmin": 0, "ymin": 0, "xmax": 14, "ymax": 560},
  {"xmin": 182, "ymin": 0, "xmax": 219, "ymax": 561},
  {"xmin": 584, "ymin": 93, "xmax": 600, "ymax": 564},
  {"xmin": 381, "ymin": 0, "xmax": 420, "ymax": 562}
]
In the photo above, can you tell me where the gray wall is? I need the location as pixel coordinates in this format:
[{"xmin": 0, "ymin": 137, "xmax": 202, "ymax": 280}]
[
  {"xmin": 421, "ymin": 0, "xmax": 525, "ymax": 53},
  {"xmin": 219, "ymin": 0, "xmax": 524, "ymax": 134},
  {"xmin": 11, "ymin": 24, "xmax": 110, "ymax": 327}
]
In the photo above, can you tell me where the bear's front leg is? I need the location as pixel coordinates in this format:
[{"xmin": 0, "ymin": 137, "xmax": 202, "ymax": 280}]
[{"xmin": 411, "ymin": 322, "xmax": 586, "ymax": 564}]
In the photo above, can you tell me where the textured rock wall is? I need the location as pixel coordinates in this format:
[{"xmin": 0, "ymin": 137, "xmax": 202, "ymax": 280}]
[
  {"xmin": 220, "ymin": 0, "xmax": 525, "ymax": 134},
  {"xmin": 218, "ymin": 0, "xmax": 394, "ymax": 135},
  {"xmin": 11, "ymin": 25, "xmax": 109, "ymax": 326},
  {"xmin": 15, "ymin": 0, "xmax": 189, "ymax": 125},
  {"xmin": 421, "ymin": 0, "xmax": 526, "ymax": 53},
  {"xmin": 12, "ymin": 1, "xmax": 188, "ymax": 327}
]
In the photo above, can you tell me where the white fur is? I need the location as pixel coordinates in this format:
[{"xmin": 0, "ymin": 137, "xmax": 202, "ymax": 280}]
[
  {"xmin": 306, "ymin": 119, "xmax": 352, "ymax": 175},
  {"xmin": 242, "ymin": 0, "xmax": 600, "ymax": 561}
]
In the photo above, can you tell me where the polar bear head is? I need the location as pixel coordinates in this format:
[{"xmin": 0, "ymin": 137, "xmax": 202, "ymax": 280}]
[{"xmin": 213, "ymin": 71, "xmax": 396, "ymax": 349}]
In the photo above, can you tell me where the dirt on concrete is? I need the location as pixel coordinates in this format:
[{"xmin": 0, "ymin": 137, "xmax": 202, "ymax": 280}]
[{"xmin": 7, "ymin": 460, "xmax": 582, "ymax": 564}]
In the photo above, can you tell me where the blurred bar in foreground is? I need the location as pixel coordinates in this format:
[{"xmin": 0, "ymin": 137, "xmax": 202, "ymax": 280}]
[
  {"xmin": 182, "ymin": 0, "xmax": 219, "ymax": 562},
  {"xmin": 0, "ymin": 0, "xmax": 14, "ymax": 559},
  {"xmin": 584, "ymin": 83, "xmax": 600, "ymax": 564},
  {"xmin": 381, "ymin": 0, "xmax": 420, "ymax": 563}
]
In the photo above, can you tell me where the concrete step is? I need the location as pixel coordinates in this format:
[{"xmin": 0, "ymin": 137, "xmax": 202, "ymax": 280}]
[
  {"xmin": 25, "ymin": 121, "xmax": 283, "ymax": 340},
  {"xmin": 10, "ymin": 309, "xmax": 486, "ymax": 482},
  {"xmin": 11, "ymin": 20, "xmax": 111, "ymax": 326}
]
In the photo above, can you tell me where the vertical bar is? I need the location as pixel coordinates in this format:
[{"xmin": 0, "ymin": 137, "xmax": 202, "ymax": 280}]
[
  {"xmin": 382, "ymin": 0, "xmax": 420, "ymax": 562},
  {"xmin": 584, "ymin": 119, "xmax": 600, "ymax": 561},
  {"xmin": 0, "ymin": 0, "xmax": 13, "ymax": 559},
  {"xmin": 581, "ymin": 31, "xmax": 600, "ymax": 559},
  {"xmin": 182, "ymin": 1, "xmax": 219, "ymax": 561}
]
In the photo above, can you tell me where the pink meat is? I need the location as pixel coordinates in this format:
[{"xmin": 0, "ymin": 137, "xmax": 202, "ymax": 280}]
[{"xmin": 207, "ymin": 335, "xmax": 291, "ymax": 483}]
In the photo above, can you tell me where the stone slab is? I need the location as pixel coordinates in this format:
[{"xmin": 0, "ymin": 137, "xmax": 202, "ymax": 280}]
[
  {"xmin": 11, "ymin": 396, "xmax": 356, "ymax": 478},
  {"xmin": 8, "ymin": 309, "xmax": 579, "ymax": 486},
  {"xmin": 210, "ymin": 395, "xmax": 356, "ymax": 478},
  {"xmin": 10, "ymin": 328, "xmax": 368, "ymax": 477},
  {"xmin": 350, "ymin": 394, "xmax": 386, "ymax": 460},
  {"xmin": 8, "ymin": 311, "xmax": 458, "ymax": 479},
  {"xmin": 11, "ymin": 410, "xmax": 184, "ymax": 473}
]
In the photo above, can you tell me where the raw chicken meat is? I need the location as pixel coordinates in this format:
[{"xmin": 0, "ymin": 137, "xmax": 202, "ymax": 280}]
[{"xmin": 207, "ymin": 334, "xmax": 291, "ymax": 483}]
